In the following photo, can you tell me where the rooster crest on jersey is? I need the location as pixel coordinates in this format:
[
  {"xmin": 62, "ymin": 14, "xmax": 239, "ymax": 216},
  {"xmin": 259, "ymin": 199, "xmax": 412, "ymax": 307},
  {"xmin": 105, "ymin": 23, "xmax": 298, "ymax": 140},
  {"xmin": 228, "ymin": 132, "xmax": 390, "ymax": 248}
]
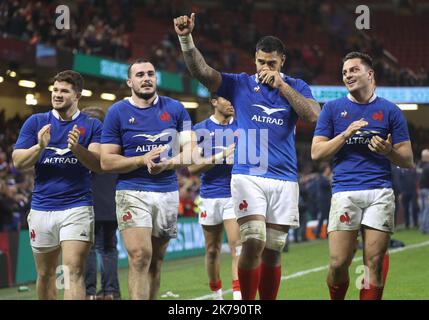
[
  {"xmin": 372, "ymin": 111, "xmax": 383, "ymax": 121},
  {"xmin": 160, "ymin": 111, "xmax": 171, "ymax": 122},
  {"xmin": 339, "ymin": 212, "xmax": 351, "ymax": 224},
  {"xmin": 30, "ymin": 229, "xmax": 36, "ymax": 241},
  {"xmin": 239, "ymin": 200, "xmax": 248, "ymax": 211},
  {"xmin": 78, "ymin": 127, "xmax": 86, "ymax": 136},
  {"xmin": 123, "ymin": 211, "xmax": 132, "ymax": 222}
]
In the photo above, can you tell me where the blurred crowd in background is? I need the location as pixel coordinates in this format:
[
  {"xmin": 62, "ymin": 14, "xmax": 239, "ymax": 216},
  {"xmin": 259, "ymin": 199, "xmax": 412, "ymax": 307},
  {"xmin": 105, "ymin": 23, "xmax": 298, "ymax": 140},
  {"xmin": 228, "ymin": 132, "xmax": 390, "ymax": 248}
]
[{"xmin": 0, "ymin": 0, "xmax": 427, "ymax": 85}]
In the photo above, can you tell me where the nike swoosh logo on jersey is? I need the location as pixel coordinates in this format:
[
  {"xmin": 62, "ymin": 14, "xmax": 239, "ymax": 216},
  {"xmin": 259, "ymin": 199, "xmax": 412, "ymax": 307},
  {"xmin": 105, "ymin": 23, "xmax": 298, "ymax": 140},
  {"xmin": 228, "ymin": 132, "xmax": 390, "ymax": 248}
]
[
  {"xmin": 132, "ymin": 132, "xmax": 170, "ymax": 142},
  {"xmin": 45, "ymin": 147, "xmax": 71, "ymax": 156},
  {"xmin": 252, "ymin": 104, "xmax": 286, "ymax": 115}
]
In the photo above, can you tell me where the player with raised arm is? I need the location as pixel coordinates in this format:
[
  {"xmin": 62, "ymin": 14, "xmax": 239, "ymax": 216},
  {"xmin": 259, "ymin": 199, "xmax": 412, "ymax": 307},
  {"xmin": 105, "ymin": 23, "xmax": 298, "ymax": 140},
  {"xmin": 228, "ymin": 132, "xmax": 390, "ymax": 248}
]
[
  {"xmin": 189, "ymin": 95, "xmax": 241, "ymax": 300},
  {"xmin": 311, "ymin": 52, "xmax": 413, "ymax": 300},
  {"xmin": 174, "ymin": 13, "xmax": 320, "ymax": 300},
  {"xmin": 13, "ymin": 70, "xmax": 102, "ymax": 300}
]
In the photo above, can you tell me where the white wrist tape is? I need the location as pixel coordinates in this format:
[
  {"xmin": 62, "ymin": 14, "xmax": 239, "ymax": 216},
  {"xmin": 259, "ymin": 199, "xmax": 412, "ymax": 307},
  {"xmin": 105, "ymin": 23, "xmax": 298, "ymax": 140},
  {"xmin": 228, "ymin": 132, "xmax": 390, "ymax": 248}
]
[
  {"xmin": 178, "ymin": 34, "xmax": 195, "ymax": 51},
  {"xmin": 213, "ymin": 151, "xmax": 225, "ymax": 163}
]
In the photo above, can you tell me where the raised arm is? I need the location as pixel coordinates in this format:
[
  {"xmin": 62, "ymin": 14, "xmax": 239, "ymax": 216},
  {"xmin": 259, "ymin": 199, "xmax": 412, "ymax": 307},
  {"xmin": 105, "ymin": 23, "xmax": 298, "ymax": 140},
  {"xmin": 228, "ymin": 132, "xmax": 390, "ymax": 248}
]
[{"xmin": 174, "ymin": 13, "xmax": 222, "ymax": 93}]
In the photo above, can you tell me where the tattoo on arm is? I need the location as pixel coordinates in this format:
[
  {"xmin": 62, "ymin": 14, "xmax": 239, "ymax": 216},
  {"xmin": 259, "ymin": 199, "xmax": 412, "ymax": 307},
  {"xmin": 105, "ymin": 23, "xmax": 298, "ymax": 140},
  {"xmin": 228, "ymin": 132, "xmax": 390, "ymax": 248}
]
[
  {"xmin": 183, "ymin": 48, "xmax": 221, "ymax": 93},
  {"xmin": 280, "ymin": 85, "xmax": 320, "ymax": 122}
]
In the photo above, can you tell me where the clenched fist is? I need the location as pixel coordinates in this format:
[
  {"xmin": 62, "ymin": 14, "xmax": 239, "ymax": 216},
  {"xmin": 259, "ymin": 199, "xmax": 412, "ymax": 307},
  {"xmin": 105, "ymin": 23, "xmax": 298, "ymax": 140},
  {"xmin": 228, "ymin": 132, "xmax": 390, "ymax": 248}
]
[{"xmin": 174, "ymin": 13, "xmax": 195, "ymax": 36}]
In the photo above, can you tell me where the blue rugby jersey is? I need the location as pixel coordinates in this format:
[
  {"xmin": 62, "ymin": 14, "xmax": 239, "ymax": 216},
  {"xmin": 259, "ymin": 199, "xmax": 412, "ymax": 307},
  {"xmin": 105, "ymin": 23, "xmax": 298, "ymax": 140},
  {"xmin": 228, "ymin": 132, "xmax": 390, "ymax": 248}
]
[
  {"xmin": 217, "ymin": 72, "xmax": 315, "ymax": 181},
  {"xmin": 193, "ymin": 116, "xmax": 237, "ymax": 198},
  {"xmin": 314, "ymin": 94, "xmax": 410, "ymax": 193},
  {"xmin": 101, "ymin": 96, "xmax": 191, "ymax": 192},
  {"xmin": 14, "ymin": 110, "xmax": 102, "ymax": 210}
]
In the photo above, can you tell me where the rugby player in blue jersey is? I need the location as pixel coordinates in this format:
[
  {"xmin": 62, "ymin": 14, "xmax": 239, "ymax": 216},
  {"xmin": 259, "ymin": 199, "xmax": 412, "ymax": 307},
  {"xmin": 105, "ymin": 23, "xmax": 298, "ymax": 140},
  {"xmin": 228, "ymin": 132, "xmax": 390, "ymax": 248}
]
[
  {"xmin": 100, "ymin": 59, "xmax": 193, "ymax": 300},
  {"xmin": 174, "ymin": 13, "xmax": 320, "ymax": 300},
  {"xmin": 13, "ymin": 70, "xmax": 103, "ymax": 299},
  {"xmin": 189, "ymin": 95, "xmax": 241, "ymax": 300},
  {"xmin": 312, "ymin": 52, "xmax": 413, "ymax": 300}
]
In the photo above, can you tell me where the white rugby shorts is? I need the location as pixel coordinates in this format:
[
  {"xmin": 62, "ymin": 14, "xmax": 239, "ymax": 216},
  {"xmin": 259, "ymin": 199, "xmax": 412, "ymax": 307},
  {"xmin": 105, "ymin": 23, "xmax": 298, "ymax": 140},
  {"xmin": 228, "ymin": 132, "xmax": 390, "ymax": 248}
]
[
  {"xmin": 27, "ymin": 206, "xmax": 94, "ymax": 254},
  {"xmin": 328, "ymin": 188, "xmax": 395, "ymax": 233},
  {"xmin": 115, "ymin": 190, "xmax": 179, "ymax": 238},
  {"xmin": 198, "ymin": 197, "xmax": 235, "ymax": 225},
  {"xmin": 231, "ymin": 174, "xmax": 300, "ymax": 227}
]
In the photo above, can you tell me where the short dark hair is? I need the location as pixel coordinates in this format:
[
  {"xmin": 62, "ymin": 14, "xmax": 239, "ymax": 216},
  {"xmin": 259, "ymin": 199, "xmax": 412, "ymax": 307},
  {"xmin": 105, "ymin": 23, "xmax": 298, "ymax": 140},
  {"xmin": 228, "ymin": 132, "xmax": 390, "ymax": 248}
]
[
  {"xmin": 127, "ymin": 58, "xmax": 152, "ymax": 78},
  {"xmin": 255, "ymin": 36, "xmax": 286, "ymax": 55},
  {"xmin": 342, "ymin": 52, "xmax": 373, "ymax": 70},
  {"xmin": 53, "ymin": 70, "xmax": 84, "ymax": 93},
  {"xmin": 209, "ymin": 93, "xmax": 219, "ymax": 107}
]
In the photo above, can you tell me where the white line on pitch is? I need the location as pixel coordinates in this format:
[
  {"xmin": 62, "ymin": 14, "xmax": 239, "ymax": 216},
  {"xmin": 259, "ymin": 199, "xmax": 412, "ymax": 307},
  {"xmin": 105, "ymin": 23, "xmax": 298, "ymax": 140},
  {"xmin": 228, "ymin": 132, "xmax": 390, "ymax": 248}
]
[{"xmin": 192, "ymin": 240, "xmax": 429, "ymax": 300}]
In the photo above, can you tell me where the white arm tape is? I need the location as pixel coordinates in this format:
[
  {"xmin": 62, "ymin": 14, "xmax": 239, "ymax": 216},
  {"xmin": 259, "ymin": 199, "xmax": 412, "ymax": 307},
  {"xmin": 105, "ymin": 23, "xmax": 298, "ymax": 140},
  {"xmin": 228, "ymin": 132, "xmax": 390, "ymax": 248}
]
[
  {"xmin": 178, "ymin": 34, "xmax": 195, "ymax": 51},
  {"xmin": 179, "ymin": 130, "xmax": 194, "ymax": 147}
]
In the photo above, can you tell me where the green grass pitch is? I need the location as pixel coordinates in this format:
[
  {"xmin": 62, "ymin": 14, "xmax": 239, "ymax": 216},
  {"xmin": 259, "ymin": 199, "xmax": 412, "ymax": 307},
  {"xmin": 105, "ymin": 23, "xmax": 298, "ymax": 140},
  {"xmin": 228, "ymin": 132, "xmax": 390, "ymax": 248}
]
[{"xmin": 1, "ymin": 229, "xmax": 428, "ymax": 300}]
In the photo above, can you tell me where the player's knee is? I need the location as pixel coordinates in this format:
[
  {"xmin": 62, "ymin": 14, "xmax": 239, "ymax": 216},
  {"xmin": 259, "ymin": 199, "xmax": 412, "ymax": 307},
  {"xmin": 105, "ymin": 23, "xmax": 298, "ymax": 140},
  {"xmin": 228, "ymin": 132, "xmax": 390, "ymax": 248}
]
[
  {"xmin": 265, "ymin": 228, "xmax": 288, "ymax": 252},
  {"xmin": 128, "ymin": 248, "xmax": 152, "ymax": 271},
  {"xmin": 68, "ymin": 265, "xmax": 85, "ymax": 281},
  {"xmin": 329, "ymin": 255, "xmax": 350, "ymax": 271},
  {"xmin": 206, "ymin": 246, "xmax": 221, "ymax": 262},
  {"xmin": 365, "ymin": 253, "xmax": 384, "ymax": 271},
  {"xmin": 239, "ymin": 220, "xmax": 266, "ymax": 243},
  {"xmin": 37, "ymin": 269, "xmax": 57, "ymax": 281}
]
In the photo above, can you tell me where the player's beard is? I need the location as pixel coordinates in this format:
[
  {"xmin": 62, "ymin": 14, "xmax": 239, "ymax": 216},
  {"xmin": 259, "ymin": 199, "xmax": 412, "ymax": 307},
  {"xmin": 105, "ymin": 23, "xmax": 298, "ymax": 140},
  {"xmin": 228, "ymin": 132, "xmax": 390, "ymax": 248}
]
[
  {"xmin": 221, "ymin": 109, "xmax": 234, "ymax": 118},
  {"xmin": 132, "ymin": 86, "xmax": 156, "ymax": 101},
  {"xmin": 52, "ymin": 99, "xmax": 74, "ymax": 112}
]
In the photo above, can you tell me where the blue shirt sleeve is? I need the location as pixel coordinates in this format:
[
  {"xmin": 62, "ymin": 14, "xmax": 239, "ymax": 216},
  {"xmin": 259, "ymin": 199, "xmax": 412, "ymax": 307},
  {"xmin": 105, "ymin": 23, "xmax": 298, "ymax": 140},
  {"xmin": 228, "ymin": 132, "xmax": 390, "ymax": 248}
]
[
  {"xmin": 390, "ymin": 105, "xmax": 410, "ymax": 145},
  {"xmin": 192, "ymin": 121, "xmax": 202, "ymax": 132},
  {"xmin": 314, "ymin": 102, "xmax": 334, "ymax": 138},
  {"xmin": 90, "ymin": 118, "xmax": 102, "ymax": 144},
  {"xmin": 101, "ymin": 106, "xmax": 122, "ymax": 145},
  {"xmin": 295, "ymin": 79, "xmax": 315, "ymax": 100},
  {"xmin": 176, "ymin": 102, "xmax": 192, "ymax": 132},
  {"xmin": 216, "ymin": 73, "xmax": 242, "ymax": 101},
  {"xmin": 14, "ymin": 115, "xmax": 38, "ymax": 149}
]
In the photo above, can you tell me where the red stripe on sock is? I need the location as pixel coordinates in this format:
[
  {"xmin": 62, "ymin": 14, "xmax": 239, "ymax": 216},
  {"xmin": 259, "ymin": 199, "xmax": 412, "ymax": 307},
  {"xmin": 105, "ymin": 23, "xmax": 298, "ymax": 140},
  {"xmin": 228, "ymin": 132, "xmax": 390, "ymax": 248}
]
[
  {"xmin": 258, "ymin": 262, "xmax": 281, "ymax": 300},
  {"xmin": 209, "ymin": 280, "xmax": 222, "ymax": 291},
  {"xmin": 232, "ymin": 279, "xmax": 241, "ymax": 292},
  {"xmin": 238, "ymin": 266, "xmax": 261, "ymax": 300}
]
